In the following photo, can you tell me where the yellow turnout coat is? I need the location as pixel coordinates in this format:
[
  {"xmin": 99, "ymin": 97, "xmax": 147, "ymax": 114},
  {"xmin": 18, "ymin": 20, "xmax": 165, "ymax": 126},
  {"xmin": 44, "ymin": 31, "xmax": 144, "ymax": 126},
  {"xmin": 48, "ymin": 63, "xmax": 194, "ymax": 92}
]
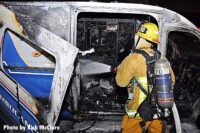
[{"xmin": 115, "ymin": 42, "xmax": 175, "ymax": 133}]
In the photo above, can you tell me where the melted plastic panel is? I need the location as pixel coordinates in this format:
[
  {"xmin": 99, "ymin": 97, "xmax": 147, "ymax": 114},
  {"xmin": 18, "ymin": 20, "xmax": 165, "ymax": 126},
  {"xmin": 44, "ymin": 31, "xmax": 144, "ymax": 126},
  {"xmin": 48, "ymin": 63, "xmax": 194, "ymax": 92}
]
[
  {"xmin": 76, "ymin": 13, "xmax": 155, "ymax": 115},
  {"xmin": 7, "ymin": 4, "xmax": 71, "ymax": 41},
  {"xmin": 167, "ymin": 31, "xmax": 200, "ymax": 120}
]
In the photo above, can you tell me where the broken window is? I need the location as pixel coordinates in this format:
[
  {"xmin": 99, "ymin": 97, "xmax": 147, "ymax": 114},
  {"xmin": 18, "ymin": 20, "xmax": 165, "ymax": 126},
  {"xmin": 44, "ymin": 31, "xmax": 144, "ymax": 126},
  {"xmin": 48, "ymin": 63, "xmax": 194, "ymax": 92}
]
[
  {"xmin": 167, "ymin": 31, "xmax": 200, "ymax": 119},
  {"xmin": 75, "ymin": 12, "xmax": 157, "ymax": 116}
]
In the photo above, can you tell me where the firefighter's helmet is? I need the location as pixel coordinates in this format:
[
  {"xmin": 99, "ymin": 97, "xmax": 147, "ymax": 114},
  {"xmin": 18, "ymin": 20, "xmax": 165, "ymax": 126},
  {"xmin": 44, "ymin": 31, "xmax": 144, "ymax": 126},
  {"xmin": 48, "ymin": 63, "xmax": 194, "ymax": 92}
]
[{"xmin": 136, "ymin": 22, "xmax": 159, "ymax": 44}]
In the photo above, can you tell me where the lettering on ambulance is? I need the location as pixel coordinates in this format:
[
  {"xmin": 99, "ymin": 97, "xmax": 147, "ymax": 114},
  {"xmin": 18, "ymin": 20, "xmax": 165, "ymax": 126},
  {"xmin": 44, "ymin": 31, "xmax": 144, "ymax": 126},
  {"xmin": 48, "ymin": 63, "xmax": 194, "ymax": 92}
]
[
  {"xmin": 0, "ymin": 82, "xmax": 39, "ymax": 132},
  {"xmin": 0, "ymin": 93, "xmax": 30, "ymax": 125}
]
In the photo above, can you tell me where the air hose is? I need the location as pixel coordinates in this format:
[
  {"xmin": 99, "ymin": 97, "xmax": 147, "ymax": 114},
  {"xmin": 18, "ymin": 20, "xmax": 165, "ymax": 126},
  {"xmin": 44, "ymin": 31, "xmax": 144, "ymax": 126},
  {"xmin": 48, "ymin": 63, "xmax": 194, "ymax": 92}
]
[{"xmin": 172, "ymin": 103, "xmax": 182, "ymax": 133}]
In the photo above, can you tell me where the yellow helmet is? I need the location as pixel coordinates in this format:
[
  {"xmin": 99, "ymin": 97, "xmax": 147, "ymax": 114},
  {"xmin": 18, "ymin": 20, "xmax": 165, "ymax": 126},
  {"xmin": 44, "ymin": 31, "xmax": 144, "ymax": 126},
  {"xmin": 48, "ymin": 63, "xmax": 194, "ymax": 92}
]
[{"xmin": 136, "ymin": 22, "xmax": 159, "ymax": 44}]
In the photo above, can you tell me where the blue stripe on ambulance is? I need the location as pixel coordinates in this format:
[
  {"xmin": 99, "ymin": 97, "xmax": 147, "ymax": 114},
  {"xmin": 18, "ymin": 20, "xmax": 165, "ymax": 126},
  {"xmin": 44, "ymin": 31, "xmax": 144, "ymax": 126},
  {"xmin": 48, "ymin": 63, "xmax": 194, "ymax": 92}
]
[{"xmin": 2, "ymin": 31, "xmax": 53, "ymax": 99}]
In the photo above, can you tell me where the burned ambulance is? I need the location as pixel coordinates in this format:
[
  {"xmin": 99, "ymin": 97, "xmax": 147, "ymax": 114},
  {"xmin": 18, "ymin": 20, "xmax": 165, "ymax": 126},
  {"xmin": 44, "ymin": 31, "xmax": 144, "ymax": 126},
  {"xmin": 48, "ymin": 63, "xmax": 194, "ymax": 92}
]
[{"xmin": 0, "ymin": 2, "xmax": 200, "ymax": 133}]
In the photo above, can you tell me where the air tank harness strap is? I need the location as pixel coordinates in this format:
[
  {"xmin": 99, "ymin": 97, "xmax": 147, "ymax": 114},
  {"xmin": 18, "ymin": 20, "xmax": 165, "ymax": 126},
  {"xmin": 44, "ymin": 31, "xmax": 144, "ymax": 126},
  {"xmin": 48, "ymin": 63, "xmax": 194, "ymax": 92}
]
[
  {"xmin": 133, "ymin": 79, "xmax": 151, "ymax": 133},
  {"xmin": 128, "ymin": 78, "xmax": 135, "ymax": 100},
  {"xmin": 126, "ymin": 79, "xmax": 137, "ymax": 118},
  {"xmin": 126, "ymin": 77, "xmax": 148, "ymax": 119},
  {"xmin": 128, "ymin": 78, "xmax": 148, "ymax": 100}
]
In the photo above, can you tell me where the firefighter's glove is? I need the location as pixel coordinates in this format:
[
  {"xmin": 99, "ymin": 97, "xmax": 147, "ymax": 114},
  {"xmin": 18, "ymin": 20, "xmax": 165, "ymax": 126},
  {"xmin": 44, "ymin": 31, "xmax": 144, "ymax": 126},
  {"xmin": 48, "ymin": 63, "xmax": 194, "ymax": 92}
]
[{"xmin": 110, "ymin": 66, "xmax": 118, "ymax": 73}]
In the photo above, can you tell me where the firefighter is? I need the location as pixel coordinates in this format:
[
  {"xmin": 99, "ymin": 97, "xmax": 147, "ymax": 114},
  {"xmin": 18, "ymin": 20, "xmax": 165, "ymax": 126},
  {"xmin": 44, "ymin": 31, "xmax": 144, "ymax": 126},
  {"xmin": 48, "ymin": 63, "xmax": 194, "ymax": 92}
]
[{"xmin": 115, "ymin": 22, "xmax": 175, "ymax": 133}]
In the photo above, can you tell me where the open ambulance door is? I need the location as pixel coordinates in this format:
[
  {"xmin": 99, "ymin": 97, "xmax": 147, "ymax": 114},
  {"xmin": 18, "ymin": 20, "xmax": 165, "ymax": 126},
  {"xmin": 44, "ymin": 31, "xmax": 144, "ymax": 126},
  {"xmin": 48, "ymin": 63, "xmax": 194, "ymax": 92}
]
[{"xmin": 0, "ymin": 20, "xmax": 78, "ymax": 132}]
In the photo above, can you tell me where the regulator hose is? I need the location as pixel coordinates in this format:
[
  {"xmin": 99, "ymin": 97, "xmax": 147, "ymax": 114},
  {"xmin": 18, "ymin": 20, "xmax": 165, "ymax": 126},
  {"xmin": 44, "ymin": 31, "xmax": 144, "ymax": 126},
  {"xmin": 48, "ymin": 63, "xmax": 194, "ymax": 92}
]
[{"xmin": 172, "ymin": 103, "xmax": 182, "ymax": 133}]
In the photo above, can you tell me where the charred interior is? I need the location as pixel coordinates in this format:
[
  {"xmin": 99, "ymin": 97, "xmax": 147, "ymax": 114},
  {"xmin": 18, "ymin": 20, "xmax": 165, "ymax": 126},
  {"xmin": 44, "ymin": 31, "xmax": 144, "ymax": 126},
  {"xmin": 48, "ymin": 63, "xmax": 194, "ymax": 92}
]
[
  {"xmin": 65, "ymin": 12, "xmax": 200, "ymax": 132},
  {"xmin": 77, "ymin": 13, "xmax": 137, "ymax": 65},
  {"xmin": 75, "ymin": 13, "xmax": 157, "ymax": 116},
  {"xmin": 167, "ymin": 31, "xmax": 200, "ymax": 121}
]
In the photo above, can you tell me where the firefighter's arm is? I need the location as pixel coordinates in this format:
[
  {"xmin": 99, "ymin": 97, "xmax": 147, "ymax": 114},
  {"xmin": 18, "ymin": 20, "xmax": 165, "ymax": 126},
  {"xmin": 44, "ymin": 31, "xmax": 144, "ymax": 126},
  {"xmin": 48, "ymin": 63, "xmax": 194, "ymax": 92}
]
[
  {"xmin": 170, "ymin": 67, "xmax": 175, "ymax": 87},
  {"xmin": 115, "ymin": 54, "xmax": 135, "ymax": 87}
]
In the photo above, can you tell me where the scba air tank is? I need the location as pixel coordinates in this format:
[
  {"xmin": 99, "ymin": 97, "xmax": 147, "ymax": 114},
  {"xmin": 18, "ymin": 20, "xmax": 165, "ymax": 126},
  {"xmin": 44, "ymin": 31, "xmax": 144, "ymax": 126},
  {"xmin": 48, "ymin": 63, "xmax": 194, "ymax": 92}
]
[{"xmin": 155, "ymin": 57, "xmax": 174, "ymax": 109}]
